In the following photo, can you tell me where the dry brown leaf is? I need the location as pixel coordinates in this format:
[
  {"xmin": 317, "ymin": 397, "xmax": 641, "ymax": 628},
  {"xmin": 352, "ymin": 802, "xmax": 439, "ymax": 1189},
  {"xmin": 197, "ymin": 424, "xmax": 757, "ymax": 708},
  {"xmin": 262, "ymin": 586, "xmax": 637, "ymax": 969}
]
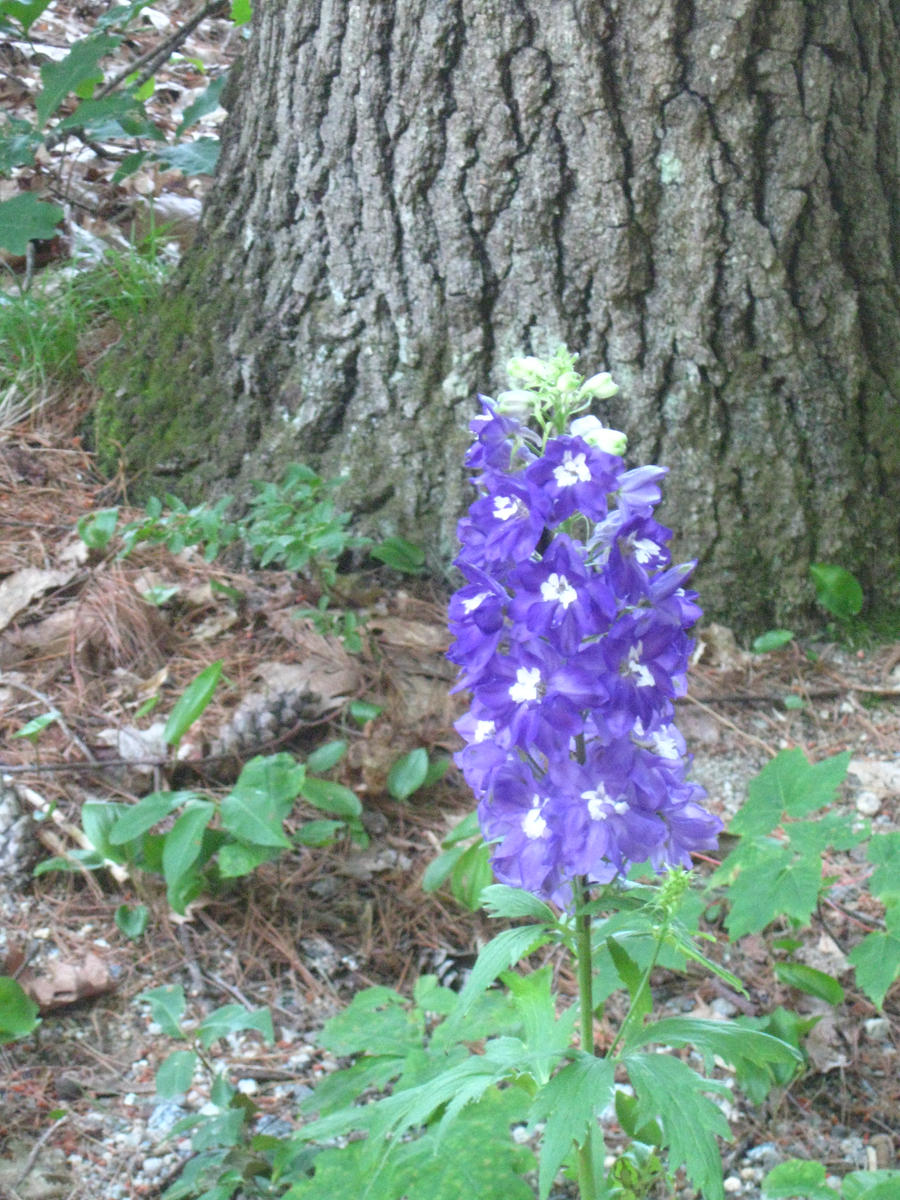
[
  {"xmin": 20, "ymin": 952, "xmax": 116, "ymax": 1012},
  {"xmin": 0, "ymin": 565, "xmax": 80, "ymax": 631}
]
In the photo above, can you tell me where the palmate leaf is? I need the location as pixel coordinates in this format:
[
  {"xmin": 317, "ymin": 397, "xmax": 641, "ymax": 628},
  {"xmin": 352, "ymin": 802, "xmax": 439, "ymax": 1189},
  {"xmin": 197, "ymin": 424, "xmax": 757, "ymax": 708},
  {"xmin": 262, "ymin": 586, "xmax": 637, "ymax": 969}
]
[
  {"xmin": 847, "ymin": 902, "xmax": 900, "ymax": 1009},
  {"xmin": 391, "ymin": 1086, "xmax": 534, "ymax": 1200},
  {"xmin": 0, "ymin": 193, "xmax": 64, "ymax": 254},
  {"xmin": 729, "ymin": 748, "xmax": 850, "ymax": 837},
  {"xmin": 722, "ymin": 842, "xmax": 822, "ymax": 939},
  {"xmin": 623, "ymin": 1052, "xmax": 732, "ymax": 1200},
  {"xmin": 528, "ymin": 1053, "xmax": 615, "ymax": 1200}
]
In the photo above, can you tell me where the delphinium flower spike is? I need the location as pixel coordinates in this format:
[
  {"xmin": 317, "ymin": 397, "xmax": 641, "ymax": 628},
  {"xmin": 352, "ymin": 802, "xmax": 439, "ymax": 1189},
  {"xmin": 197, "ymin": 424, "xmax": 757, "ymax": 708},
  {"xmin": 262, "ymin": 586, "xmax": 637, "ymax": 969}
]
[{"xmin": 448, "ymin": 348, "xmax": 721, "ymax": 906}]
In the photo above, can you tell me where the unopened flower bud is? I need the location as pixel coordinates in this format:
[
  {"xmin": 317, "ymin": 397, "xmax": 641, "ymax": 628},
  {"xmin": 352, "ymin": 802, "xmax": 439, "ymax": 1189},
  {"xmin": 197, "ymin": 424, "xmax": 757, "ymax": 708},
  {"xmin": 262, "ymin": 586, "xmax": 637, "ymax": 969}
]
[
  {"xmin": 580, "ymin": 372, "xmax": 619, "ymax": 400},
  {"xmin": 570, "ymin": 415, "xmax": 628, "ymax": 456},
  {"xmin": 507, "ymin": 356, "xmax": 550, "ymax": 385},
  {"xmin": 555, "ymin": 370, "xmax": 581, "ymax": 393},
  {"xmin": 495, "ymin": 389, "xmax": 536, "ymax": 419}
]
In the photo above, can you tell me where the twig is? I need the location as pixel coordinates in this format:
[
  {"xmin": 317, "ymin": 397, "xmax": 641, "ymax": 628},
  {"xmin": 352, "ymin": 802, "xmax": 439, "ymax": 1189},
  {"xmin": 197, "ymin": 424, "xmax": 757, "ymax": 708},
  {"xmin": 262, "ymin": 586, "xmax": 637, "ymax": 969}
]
[
  {"xmin": 683, "ymin": 693, "xmax": 777, "ymax": 756},
  {"xmin": 97, "ymin": 0, "xmax": 229, "ymax": 98},
  {"xmin": 14, "ymin": 1113, "xmax": 69, "ymax": 1188}
]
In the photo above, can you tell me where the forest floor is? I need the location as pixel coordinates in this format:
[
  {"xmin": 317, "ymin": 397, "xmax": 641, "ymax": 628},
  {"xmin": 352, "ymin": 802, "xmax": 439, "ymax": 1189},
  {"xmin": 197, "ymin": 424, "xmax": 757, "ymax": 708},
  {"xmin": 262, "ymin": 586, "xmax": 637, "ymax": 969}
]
[
  {"xmin": 0, "ymin": 404, "xmax": 899, "ymax": 1200},
  {"xmin": 1, "ymin": 4, "xmax": 899, "ymax": 1198}
]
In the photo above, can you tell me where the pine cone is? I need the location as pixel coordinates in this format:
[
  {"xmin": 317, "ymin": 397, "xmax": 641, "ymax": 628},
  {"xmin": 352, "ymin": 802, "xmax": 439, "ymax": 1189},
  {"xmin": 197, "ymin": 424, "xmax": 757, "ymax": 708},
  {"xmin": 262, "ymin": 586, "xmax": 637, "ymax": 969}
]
[
  {"xmin": 0, "ymin": 779, "xmax": 38, "ymax": 886},
  {"xmin": 210, "ymin": 687, "xmax": 321, "ymax": 760}
]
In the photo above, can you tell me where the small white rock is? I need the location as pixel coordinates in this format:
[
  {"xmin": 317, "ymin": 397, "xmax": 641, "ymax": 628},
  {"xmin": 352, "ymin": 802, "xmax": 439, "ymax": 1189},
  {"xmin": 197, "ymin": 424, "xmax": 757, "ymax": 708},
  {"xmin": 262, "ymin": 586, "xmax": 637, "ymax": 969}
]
[
  {"xmin": 724, "ymin": 1177, "xmax": 743, "ymax": 1193},
  {"xmin": 237, "ymin": 1078, "xmax": 259, "ymax": 1095},
  {"xmin": 855, "ymin": 791, "xmax": 881, "ymax": 816}
]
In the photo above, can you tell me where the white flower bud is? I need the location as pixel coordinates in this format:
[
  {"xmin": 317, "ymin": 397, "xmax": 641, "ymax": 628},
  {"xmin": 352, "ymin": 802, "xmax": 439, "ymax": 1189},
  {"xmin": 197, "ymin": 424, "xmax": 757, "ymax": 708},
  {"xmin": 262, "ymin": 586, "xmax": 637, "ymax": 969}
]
[
  {"xmin": 580, "ymin": 372, "xmax": 619, "ymax": 400},
  {"xmin": 507, "ymin": 355, "xmax": 550, "ymax": 385},
  {"xmin": 570, "ymin": 415, "xmax": 628, "ymax": 456},
  {"xmin": 495, "ymin": 389, "xmax": 536, "ymax": 419}
]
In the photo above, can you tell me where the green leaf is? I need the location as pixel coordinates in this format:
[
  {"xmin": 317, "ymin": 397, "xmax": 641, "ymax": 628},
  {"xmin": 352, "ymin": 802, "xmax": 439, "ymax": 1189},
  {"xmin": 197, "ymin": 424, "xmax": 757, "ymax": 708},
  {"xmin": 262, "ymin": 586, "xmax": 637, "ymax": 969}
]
[
  {"xmin": 624, "ymin": 1053, "xmax": 732, "ymax": 1200},
  {"xmin": 752, "ymin": 629, "xmax": 795, "ymax": 653},
  {"xmin": 607, "ymin": 937, "xmax": 652, "ymax": 1025},
  {"xmin": 847, "ymin": 904, "xmax": 900, "ymax": 1009},
  {"xmin": 529, "ymin": 1054, "xmax": 615, "ymax": 1200},
  {"xmin": 762, "ymin": 1159, "xmax": 840, "ymax": 1199},
  {"xmin": 156, "ymin": 1049, "xmax": 197, "ymax": 1097},
  {"xmin": 442, "ymin": 925, "xmax": 553, "ymax": 1038},
  {"xmin": 387, "ymin": 748, "xmax": 429, "ymax": 801},
  {"xmin": 867, "ymin": 832, "xmax": 900, "ymax": 902},
  {"xmin": 294, "ymin": 819, "xmax": 344, "ymax": 847},
  {"xmin": 349, "ymin": 699, "xmax": 382, "ymax": 725},
  {"xmin": 390, "ymin": 1087, "xmax": 535, "ymax": 1200},
  {"xmin": 318, "ymin": 987, "xmax": 418, "ymax": 1058},
  {"xmin": 0, "ymin": 194, "xmax": 64, "ymax": 255},
  {"xmin": 304, "ymin": 740, "xmax": 348, "ymax": 773},
  {"xmin": 299, "ymin": 777, "xmax": 362, "ymax": 818},
  {"xmin": 164, "ymin": 660, "xmax": 223, "ymax": 746},
  {"xmin": 13, "ymin": 710, "xmax": 59, "ymax": 740},
  {"xmin": 730, "ymin": 748, "xmax": 851, "ymax": 837},
  {"xmin": 773, "ymin": 962, "xmax": 845, "ymax": 1006},
  {"xmin": 36, "ymin": 33, "xmax": 121, "ymax": 124},
  {"xmin": 140, "ymin": 984, "xmax": 186, "ymax": 1037},
  {"xmin": 152, "ymin": 138, "xmax": 220, "ymax": 176},
  {"xmin": 229, "ymin": 0, "xmax": 252, "ymax": 24},
  {"xmin": 161, "ymin": 801, "xmax": 216, "ymax": 890},
  {"xmin": 108, "ymin": 791, "xmax": 194, "ymax": 844},
  {"xmin": 81, "ymin": 801, "xmax": 129, "ymax": 860},
  {"xmin": 114, "ymin": 903, "xmax": 149, "ymax": 939},
  {"xmin": 197, "ymin": 1004, "xmax": 273, "ymax": 1050},
  {"xmin": 843, "ymin": 1172, "xmax": 900, "ymax": 1200},
  {"xmin": 77, "ymin": 507, "xmax": 119, "ymax": 549},
  {"xmin": 480, "ymin": 884, "xmax": 557, "ymax": 923},
  {"xmin": 0, "ymin": 0, "xmax": 53, "ymax": 35},
  {"xmin": 218, "ymin": 783, "xmax": 291, "ymax": 847},
  {"xmin": 369, "ymin": 536, "xmax": 426, "ymax": 574},
  {"xmin": 627, "ymin": 1017, "xmax": 803, "ymax": 1078},
  {"xmin": 216, "ymin": 841, "xmax": 279, "ymax": 878},
  {"xmin": 177, "ymin": 73, "xmax": 226, "ymax": 134},
  {"xmin": 0, "ymin": 976, "xmax": 40, "ymax": 1042},
  {"xmin": 810, "ymin": 562, "xmax": 864, "ymax": 618},
  {"xmin": 724, "ymin": 846, "xmax": 822, "ymax": 938},
  {"xmin": 230, "ymin": 753, "xmax": 305, "ymax": 807}
]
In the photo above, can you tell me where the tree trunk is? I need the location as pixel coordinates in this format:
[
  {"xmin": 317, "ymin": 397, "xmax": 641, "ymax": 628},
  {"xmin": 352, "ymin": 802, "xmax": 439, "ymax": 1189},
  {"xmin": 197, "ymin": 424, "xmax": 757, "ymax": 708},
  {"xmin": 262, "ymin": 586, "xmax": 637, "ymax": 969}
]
[{"xmin": 100, "ymin": 0, "xmax": 900, "ymax": 630}]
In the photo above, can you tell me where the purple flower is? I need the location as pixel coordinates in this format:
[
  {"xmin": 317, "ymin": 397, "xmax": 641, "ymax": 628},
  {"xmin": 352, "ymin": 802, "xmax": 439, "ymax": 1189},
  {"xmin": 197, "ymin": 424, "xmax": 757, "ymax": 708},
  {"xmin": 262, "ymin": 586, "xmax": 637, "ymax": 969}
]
[
  {"xmin": 457, "ymin": 475, "xmax": 547, "ymax": 570},
  {"xmin": 448, "ymin": 362, "xmax": 719, "ymax": 903},
  {"xmin": 509, "ymin": 534, "xmax": 616, "ymax": 655},
  {"xmin": 525, "ymin": 436, "xmax": 622, "ymax": 524}
]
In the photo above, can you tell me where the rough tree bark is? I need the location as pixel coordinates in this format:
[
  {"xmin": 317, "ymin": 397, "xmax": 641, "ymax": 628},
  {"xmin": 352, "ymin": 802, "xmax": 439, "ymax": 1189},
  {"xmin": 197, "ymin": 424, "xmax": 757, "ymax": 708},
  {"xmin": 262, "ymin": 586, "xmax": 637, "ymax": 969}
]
[{"xmin": 100, "ymin": 0, "xmax": 900, "ymax": 629}]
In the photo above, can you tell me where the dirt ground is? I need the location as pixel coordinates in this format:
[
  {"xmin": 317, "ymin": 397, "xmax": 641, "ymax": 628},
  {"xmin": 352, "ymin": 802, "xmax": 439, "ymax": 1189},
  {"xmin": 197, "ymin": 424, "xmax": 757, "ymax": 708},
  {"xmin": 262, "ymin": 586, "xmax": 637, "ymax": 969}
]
[{"xmin": 0, "ymin": 405, "xmax": 898, "ymax": 1199}]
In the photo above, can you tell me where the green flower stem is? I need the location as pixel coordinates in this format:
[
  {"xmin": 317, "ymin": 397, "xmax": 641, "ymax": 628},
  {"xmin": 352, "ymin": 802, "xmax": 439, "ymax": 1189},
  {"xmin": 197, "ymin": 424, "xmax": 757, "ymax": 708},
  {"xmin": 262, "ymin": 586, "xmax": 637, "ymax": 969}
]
[
  {"xmin": 574, "ymin": 875, "xmax": 599, "ymax": 1200},
  {"xmin": 607, "ymin": 915, "xmax": 668, "ymax": 1062}
]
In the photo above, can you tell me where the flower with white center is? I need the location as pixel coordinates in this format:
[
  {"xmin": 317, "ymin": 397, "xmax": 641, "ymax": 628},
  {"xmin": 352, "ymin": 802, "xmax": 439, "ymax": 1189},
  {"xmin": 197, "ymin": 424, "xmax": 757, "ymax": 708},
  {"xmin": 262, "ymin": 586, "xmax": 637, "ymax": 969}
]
[
  {"xmin": 651, "ymin": 728, "xmax": 680, "ymax": 759},
  {"xmin": 522, "ymin": 798, "xmax": 549, "ymax": 840},
  {"xmin": 624, "ymin": 642, "xmax": 654, "ymax": 687},
  {"xmin": 473, "ymin": 719, "xmax": 496, "ymax": 743},
  {"xmin": 540, "ymin": 572, "xmax": 577, "ymax": 609},
  {"xmin": 493, "ymin": 495, "xmax": 520, "ymax": 521},
  {"xmin": 631, "ymin": 537, "xmax": 660, "ymax": 565},
  {"xmin": 553, "ymin": 451, "xmax": 591, "ymax": 488},
  {"xmin": 509, "ymin": 666, "xmax": 542, "ymax": 704},
  {"xmin": 582, "ymin": 784, "xmax": 612, "ymax": 820},
  {"xmin": 462, "ymin": 591, "xmax": 491, "ymax": 614}
]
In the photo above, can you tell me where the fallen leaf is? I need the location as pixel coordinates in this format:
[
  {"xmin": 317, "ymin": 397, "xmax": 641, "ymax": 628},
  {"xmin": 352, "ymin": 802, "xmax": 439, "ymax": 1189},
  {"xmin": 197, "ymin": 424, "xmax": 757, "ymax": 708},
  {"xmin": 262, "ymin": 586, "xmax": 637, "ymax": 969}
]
[{"xmin": 20, "ymin": 952, "xmax": 117, "ymax": 1012}]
